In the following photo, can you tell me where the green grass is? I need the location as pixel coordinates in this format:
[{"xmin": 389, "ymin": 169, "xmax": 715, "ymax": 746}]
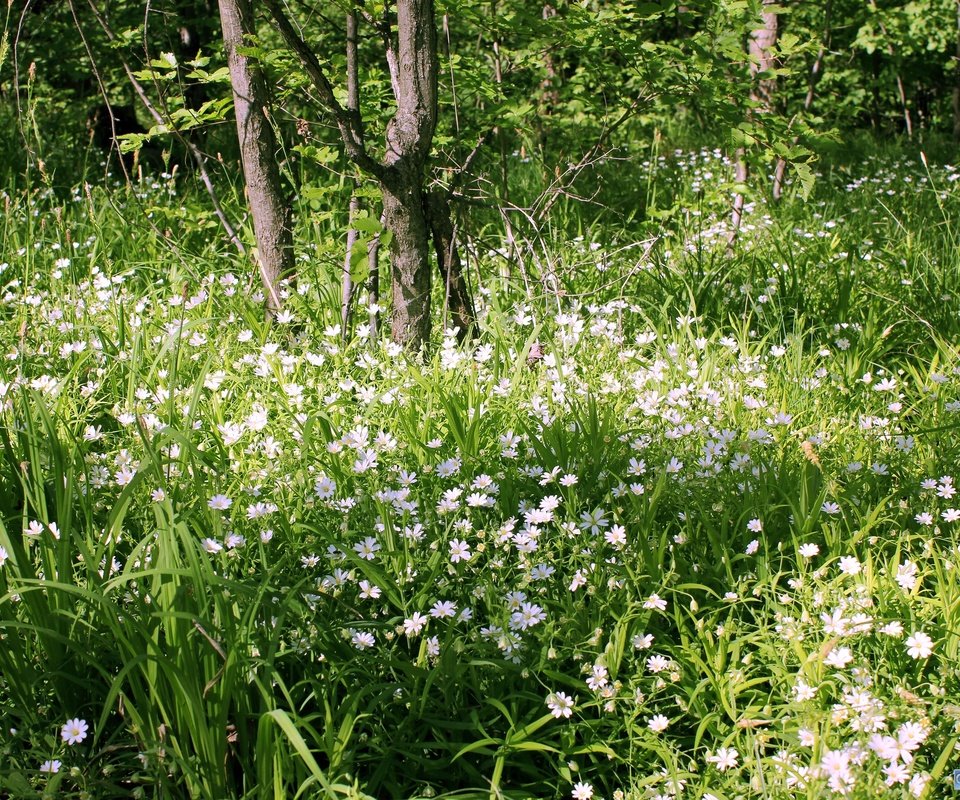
[{"xmin": 0, "ymin": 140, "xmax": 958, "ymax": 799}]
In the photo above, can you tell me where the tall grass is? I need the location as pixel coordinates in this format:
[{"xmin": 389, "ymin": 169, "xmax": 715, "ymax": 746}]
[{"xmin": 0, "ymin": 142, "xmax": 958, "ymax": 798}]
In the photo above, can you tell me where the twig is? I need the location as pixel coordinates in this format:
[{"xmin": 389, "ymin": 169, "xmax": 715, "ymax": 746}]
[
  {"xmin": 262, "ymin": 0, "xmax": 385, "ymax": 180},
  {"xmin": 84, "ymin": 0, "xmax": 247, "ymax": 256}
]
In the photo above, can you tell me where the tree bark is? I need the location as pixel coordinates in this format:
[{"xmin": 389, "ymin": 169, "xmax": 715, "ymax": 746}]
[
  {"xmin": 218, "ymin": 0, "xmax": 293, "ymax": 318},
  {"xmin": 426, "ymin": 189, "xmax": 474, "ymax": 341},
  {"xmin": 264, "ymin": 0, "xmax": 461, "ymax": 351},
  {"xmin": 383, "ymin": 173, "xmax": 433, "ymax": 348},
  {"xmin": 380, "ymin": 0, "xmax": 439, "ymax": 350}
]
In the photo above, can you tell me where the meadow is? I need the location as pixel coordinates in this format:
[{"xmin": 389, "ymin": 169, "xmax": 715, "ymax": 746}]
[{"xmin": 0, "ymin": 140, "xmax": 959, "ymax": 799}]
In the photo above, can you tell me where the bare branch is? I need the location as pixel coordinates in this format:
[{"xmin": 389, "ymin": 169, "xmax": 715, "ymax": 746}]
[
  {"xmin": 261, "ymin": 0, "xmax": 385, "ymax": 179},
  {"xmin": 66, "ymin": 0, "xmax": 132, "ymax": 184},
  {"xmin": 82, "ymin": 0, "xmax": 247, "ymax": 256}
]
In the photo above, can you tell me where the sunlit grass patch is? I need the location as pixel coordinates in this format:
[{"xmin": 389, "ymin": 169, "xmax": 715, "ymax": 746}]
[{"xmin": 0, "ymin": 147, "xmax": 958, "ymax": 798}]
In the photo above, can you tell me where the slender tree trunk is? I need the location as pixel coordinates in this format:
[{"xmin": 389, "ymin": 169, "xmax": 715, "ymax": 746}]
[
  {"xmin": 751, "ymin": 1, "xmax": 779, "ymax": 111},
  {"xmin": 343, "ymin": 195, "xmax": 360, "ymax": 336},
  {"xmin": 367, "ymin": 215, "xmax": 383, "ymax": 341},
  {"xmin": 729, "ymin": 0, "xmax": 778, "ymax": 248},
  {"xmin": 729, "ymin": 152, "xmax": 748, "ymax": 246},
  {"xmin": 895, "ymin": 74, "xmax": 912, "ymax": 137},
  {"xmin": 774, "ymin": 0, "xmax": 830, "ymax": 200},
  {"xmin": 342, "ymin": 6, "xmax": 360, "ymax": 337},
  {"xmin": 219, "ymin": 0, "xmax": 293, "ymax": 318}
]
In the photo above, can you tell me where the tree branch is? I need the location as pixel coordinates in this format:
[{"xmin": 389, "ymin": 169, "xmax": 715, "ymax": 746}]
[
  {"xmin": 83, "ymin": 0, "xmax": 247, "ymax": 256},
  {"xmin": 261, "ymin": 0, "xmax": 385, "ymax": 179}
]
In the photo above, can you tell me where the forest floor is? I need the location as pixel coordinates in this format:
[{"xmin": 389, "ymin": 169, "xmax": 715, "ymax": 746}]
[{"xmin": 0, "ymin": 140, "xmax": 958, "ymax": 799}]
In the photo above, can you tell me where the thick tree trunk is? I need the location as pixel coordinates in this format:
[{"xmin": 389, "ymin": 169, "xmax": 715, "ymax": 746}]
[
  {"xmin": 218, "ymin": 0, "xmax": 293, "ymax": 318},
  {"xmin": 383, "ymin": 174, "xmax": 433, "ymax": 348},
  {"xmin": 381, "ymin": 0, "xmax": 439, "ymax": 350},
  {"xmin": 426, "ymin": 189, "xmax": 474, "ymax": 341}
]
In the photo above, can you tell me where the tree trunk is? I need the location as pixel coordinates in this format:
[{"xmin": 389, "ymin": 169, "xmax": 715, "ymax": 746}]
[
  {"xmin": 426, "ymin": 189, "xmax": 474, "ymax": 341},
  {"xmin": 729, "ymin": 0, "xmax": 777, "ymax": 248},
  {"xmin": 263, "ymin": 0, "xmax": 451, "ymax": 351},
  {"xmin": 774, "ymin": 0, "xmax": 830, "ymax": 201},
  {"xmin": 342, "ymin": 7, "xmax": 360, "ymax": 338},
  {"xmin": 218, "ymin": 0, "xmax": 293, "ymax": 318},
  {"xmin": 383, "ymin": 173, "xmax": 433, "ymax": 348},
  {"xmin": 343, "ymin": 194, "xmax": 360, "ymax": 337},
  {"xmin": 751, "ymin": 0, "xmax": 779, "ymax": 111},
  {"xmin": 381, "ymin": 0, "xmax": 439, "ymax": 350},
  {"xmin": 367, "ymin": 216, "xmax": 383, "ymax": 341}
]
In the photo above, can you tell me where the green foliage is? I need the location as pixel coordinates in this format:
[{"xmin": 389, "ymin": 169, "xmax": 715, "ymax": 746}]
[{"xmin": 0, "ymin": 143, "xmax": 959, "ymax": 798}]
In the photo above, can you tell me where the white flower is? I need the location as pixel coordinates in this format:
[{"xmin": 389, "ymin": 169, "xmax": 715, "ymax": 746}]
[
  {"xmin": 648, "ymin": 714, "xmax": 669, "ymax": 732},
  {"xmin": 798, "ymin": 543, "xmax": 820, "ymax": 559},
  {"xmin": 747, "ymin": 518, "xmax": 763, "ymax": 532},
  {"xmin": 353, "ymin": 537, "xmax": 381, "ymax": 560},
  {"xmin": 358, "ymin": 580, "xmax": 381, "ymax": 600},
  {"xmin": 604, "ymin": 524, "xmax": 627, "ymax": 548},
  {"xmin": 824, "ymin": 646, "xmax": 854, "ymax": 669},
  {"xmin": 793, "ymin": 679, "xmax": 817, "ymax": 701},
  {"xmin": 647, "ymin": 654, "xmax": 670, "ymax": 673},
  {"xmin": 633, "ymin": 633, "xmax": 654, "ymax": 650},
  {"xmin": 905, "ymin": 631, "xmax": 933, "ymax": 659},
  {"xmin": 883, "ymin": 761, "xmax": 909, "ymax": 785},
  {"xmin": 896, "ymin": 560, "xmax": 918, "ymax": 591},
  {"xmin": 707, "ymin": 747, "xmax": 739, "ymax": 771},
  {"xmin": 350, "ymin": 629, "xmax": 375, "ymax": 649},
  {"xmin": 644, "ymin": 593, "xmax": 667, "ymax": 611},
  {"xmin": 579, "ymin": 507, "xmax": 609, "ymax": 534},
  {"xmin": 909, "ymin": 772, "xmax": 930, "ymax": 797},
  {"xmin": 510, "ymin": 602, "xmax": 546, "ymax": 630},
  {"xmin": 546, "ymin": 691, "xmax": 575, "ymax": 718},
  {"xmin": 880, "ymin": 620, "xmax": 903, "ymax": 637},
  {"xmin": 838, "ymin": 556, "xmax": 861, "ymax": 576},
  {"xmin": 448, "ymin": 538, "xmax": 471, "ymax": 563},
  {"xmin": 429, "ymin": 600, "xmax": 457, "ymax": 619},
  {"xmin": 571, "ymin": 781, "xmax": 593, "ymax": 800},
  {"xmin": 207, "ymin": 494, "xmax": 232, "ymax": 510},
  {"xmin": 39, "ymin": 759, "xmax": 61, "ymax": 773},
  {"xmin": 61, "ymin": 718, "xmax": 88, "ymax": 745},
  {"xmin": 403, "ymin": 612, "xmax": 428, "ymax": 637}
]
